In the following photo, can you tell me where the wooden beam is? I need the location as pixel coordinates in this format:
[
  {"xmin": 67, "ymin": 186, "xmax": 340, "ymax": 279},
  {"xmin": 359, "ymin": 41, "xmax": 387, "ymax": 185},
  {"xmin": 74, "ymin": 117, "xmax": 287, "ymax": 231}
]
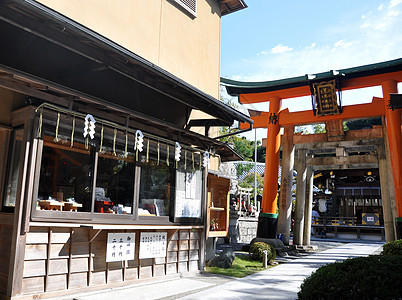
[
  {"xmin": 306, "ymin": 154, "xmax": 378, "ymax": 166},
  {"xmin": 240, "ymin": 97, "xmax": 385, "ymax": 129},
  {"xmin": 239, "ymin": 71, "xmax": 402, "ymax": 103},
  {"xmin": 0, "ymin": 78, "xmax": 70, "ymax": 107}
]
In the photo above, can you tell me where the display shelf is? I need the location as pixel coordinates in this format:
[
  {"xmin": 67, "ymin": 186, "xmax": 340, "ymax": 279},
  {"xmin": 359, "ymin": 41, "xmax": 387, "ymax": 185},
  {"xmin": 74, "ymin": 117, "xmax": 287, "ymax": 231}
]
[{"xmin": 207, "ymin": 173, "xmax": 230, "ymax": 238}]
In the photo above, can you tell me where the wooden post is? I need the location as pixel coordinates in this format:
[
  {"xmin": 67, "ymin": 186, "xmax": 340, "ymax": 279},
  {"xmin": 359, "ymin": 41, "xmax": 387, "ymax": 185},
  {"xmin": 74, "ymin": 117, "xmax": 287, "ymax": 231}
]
[
  {"xmin": 294, "ymin": 149, "xmax": 307, "ymax": 245},
  {"xmin": 381, "ymin": 80, "xmax": 402, "ymax": 238},
  {"xmin": 258, "ymin": 96, "xmax": 281, "ymax": 238},
  {"xmin": 303, "ymin": 166, "xmax": 314, "ymax": 246},
  {"xmin": 378, "ymin": 141, "xmax": 396, "ymax": 241},
  {"xmin": 277, "ymin": 125, "xmax": 294, "ymax": 245}
]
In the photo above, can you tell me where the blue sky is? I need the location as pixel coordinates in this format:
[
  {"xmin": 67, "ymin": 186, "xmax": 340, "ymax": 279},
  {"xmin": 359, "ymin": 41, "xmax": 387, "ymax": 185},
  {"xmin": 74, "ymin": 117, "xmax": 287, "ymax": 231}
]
[{"xmin": 220, "ymin": 0, "xmax": 402, "ymax": 139}]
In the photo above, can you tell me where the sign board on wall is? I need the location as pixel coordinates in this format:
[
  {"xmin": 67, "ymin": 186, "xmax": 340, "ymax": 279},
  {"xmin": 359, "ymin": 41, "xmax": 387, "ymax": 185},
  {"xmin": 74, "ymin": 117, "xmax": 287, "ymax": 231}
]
[
  {"xmin": 106, "ymin": 232, "xmax": 135, "ymax": 262},
  {"xmin": 139, "ymin": 232, "xmax": 167, "ymax": 259},
  {"xmin": 175, "ymin": 170, "xmax": 202, "ymax": 218}
]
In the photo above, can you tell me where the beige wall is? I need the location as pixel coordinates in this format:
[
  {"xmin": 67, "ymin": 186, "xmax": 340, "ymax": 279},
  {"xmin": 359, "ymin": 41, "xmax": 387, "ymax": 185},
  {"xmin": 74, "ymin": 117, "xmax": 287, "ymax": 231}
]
[{"xmin": 37, "ymin": 0, "xmax": 221, "ymax": 99}]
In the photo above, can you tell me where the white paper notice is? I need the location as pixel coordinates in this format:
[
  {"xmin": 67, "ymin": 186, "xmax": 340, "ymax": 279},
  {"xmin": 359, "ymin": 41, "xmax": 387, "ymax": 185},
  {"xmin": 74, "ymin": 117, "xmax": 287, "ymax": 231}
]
[
  {"xmin": 185, "ymin": 172, "xmax": 196, "ymax": 199},
  {"xmin": 106, "ymin": 232, "xmax": 135, "ymax": 262},
  {"xmin": 139, "ymin": 232, "xmax": 167, "ymax": 259}
]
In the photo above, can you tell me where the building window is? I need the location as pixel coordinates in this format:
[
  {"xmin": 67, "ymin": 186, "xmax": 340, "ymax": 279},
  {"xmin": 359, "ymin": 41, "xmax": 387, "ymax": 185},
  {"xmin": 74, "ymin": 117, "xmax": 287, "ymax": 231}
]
[
  {"xmin": 173, "ymin": 0, "xmax": 197, "ymax": 17},
  {"xmin": 95, "ymin": 145, "xmax": 135, "ymax": 215},
  {"xmin": 37, "ymin": 136, "xmax": 95, "ymax": 212},
  {"xmin": 32, "ymin": 108, "xmax": 205, "ymax": 224},
  {"xmin": 2, "ymin": 128, "xmax": 24, "ymax": 210}
]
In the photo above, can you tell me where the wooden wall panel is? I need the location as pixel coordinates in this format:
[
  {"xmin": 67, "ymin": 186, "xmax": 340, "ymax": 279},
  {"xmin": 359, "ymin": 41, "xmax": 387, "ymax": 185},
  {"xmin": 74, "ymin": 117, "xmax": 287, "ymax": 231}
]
[
  {"xmin": 47, "ymin": 274, "xmax": 67, "ymax": 292},
  {"xmin": 178, "ymin": 262, "xmax": 188, "ymax": 273},
  {"xmin": 69, "ymin": 272, "xmax": 87, "ymax": 289},
  {"xmin": 108, "ymin": 269, "xmax": 123, "ymax": 282},
  {"xmin": 25, "ymin": 244, "xmax": 47, "ymax": 260},
  {"xmin": 23, "ymin": 260, "xmax": 46, "ymax": 277},
  {"xmin": 25, "ymin": 228, "xmax": 48, "ymax": 244},
  {"xmin": 166, "ymin": 263, "xmax": 177, "ymax": 275},
  {"xmin": 168, "ymin": 240, "xmax": 178, "ymax": 251},
  {"xmin": 20, "ymin": 227, "xmax": 202, "ymax": 297},
  {"xmin": 71, "ymin": 258, "xmax": 89, "ymax": 273},
  {"xmin": 139, "ymin": 266, "xmax": 152, "ymax": 279},
  {"xmin": 48, "ymin": 259, "xmax": 68, "ymax": 275},
  {"xmin": 153, "ymin": 264, "xmax": 165, "ymax": 277},
  {"xmin": 49, "ymin": 244, "xmax": 69, "ymax": 259},
  {"xmin": 90, "ymin": 271, "xmax": 106, "ymax": 286},
  {"xmin": 22, "ymin": 277, "xmax": 44, "ymax": 294},
  {"xmin": 0, "ymin": 224, "xmax": 13, "ymax": 281},
  {"xmin": 125, "ymin": 267, "xmax": 138, "ymax": 280},
  {"xmin": 189, "ymin": 260, "xmax": 199, "ymax": 271}
]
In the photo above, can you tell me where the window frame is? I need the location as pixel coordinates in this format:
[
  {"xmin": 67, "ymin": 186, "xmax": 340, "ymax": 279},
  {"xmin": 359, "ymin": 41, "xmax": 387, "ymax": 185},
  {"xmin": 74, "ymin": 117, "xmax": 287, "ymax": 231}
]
[
  {"xmin": 29, "ymin": 110, "xmax": 206, "ymax": 226},
  {"xmin": 2, "ymin": 126, "xmax": 25, "ymax": 213}
]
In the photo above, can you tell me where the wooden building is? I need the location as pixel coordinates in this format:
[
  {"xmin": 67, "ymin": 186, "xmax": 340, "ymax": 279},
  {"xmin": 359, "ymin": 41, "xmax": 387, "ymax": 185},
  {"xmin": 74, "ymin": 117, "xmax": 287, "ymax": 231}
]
[{"xmin": 0, "ymin": 1, "xmax": 251, "ymax": 299}]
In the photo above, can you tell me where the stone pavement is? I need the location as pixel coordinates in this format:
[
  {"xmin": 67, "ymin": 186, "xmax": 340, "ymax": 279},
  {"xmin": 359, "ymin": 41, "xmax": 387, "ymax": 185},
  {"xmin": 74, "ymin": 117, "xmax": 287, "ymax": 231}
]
[{"xmin": 67, "ymin": 241, "xmax": 383, "ymax": 300}]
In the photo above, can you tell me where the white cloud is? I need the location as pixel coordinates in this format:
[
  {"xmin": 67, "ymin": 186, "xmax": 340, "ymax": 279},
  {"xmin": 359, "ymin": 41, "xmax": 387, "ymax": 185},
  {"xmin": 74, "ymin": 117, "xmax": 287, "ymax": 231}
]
[
  {"xmin": 257, "ymin": 50, "xmax": 268, "ymax": 56},
  {"xmin": 271, "ymin": 44, "xmax": 293, "ymax": 54},
  {"xmin": 389, "ymin": 0, "xmax": 402, "ymax": 8},
  {"xmin": 305, "ymin": 43, "xmax": 316, "ymax": 49},
  {"xmin": 378, "ymin": 4, "xmax": 384, "ymax": 10},
  {"xmin": 334, "ymin": 39, "xmax": 352, "ymax": 48},
  {"xmin": 388, "ymin": 10, "xmax": 400, "ymax": 16},
  {"xmin": 224, "ymin": 0, "xmax": 402, "ymax": 101}
]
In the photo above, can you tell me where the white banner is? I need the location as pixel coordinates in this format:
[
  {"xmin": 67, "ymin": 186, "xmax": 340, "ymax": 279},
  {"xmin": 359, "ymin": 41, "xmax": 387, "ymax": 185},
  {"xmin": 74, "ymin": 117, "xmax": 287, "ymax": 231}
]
[
  {"xmin": 139, "ymin": 232, "xmax": 167, "ymax": 259},
  {"xmin": 106, "ymin": 232, "xmax": 135, "ymax": 262}
]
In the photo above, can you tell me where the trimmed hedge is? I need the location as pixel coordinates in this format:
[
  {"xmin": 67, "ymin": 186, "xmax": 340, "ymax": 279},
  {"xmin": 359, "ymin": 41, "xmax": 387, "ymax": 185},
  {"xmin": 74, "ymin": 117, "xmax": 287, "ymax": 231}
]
[
  {"xmin": 382, "ymin": 239, "xmax": 402, "ymax": 256},
  {"xmin": 249, "ymin": 242, "xmax": 276, "ymax": 262},
  {"xmin": 298, "ymin": 255, "xmax": 402, "ymax": 300}
]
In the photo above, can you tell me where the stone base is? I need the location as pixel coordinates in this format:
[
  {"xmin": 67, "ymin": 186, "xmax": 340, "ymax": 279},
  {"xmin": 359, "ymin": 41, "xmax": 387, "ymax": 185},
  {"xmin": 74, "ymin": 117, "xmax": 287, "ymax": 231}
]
[{"xmin": 256, "ymin": 213, "xmax": 278, "ymax": 239}]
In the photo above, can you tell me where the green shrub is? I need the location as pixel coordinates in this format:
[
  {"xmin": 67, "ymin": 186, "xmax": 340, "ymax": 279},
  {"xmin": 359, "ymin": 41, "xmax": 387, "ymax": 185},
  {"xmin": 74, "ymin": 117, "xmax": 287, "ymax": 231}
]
[
  {"xmin": 298, "ymin": 255, "xmax": 402, "ymax": 300},
  {"xmin": 249, "ymin": 242, "xmax": 276, "ymax": 262},
  {"xmin": 382, "ymin": 239, "xmax": 402, "ymax": 256}
]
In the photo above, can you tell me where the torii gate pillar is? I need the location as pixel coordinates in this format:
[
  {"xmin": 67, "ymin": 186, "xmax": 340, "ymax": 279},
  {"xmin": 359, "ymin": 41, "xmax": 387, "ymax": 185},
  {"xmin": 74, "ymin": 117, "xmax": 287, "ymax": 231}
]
[
  {"xmin": 257, "ymin": 96, "xmax": 281, "ymax": 238},
  {"xmin": 382, "ymin": 80, "xmax": 402, "ymax": 238}
]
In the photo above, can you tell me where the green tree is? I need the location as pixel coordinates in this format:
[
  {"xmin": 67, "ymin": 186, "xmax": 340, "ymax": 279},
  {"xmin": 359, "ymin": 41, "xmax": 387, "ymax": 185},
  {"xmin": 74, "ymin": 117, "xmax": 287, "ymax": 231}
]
[
  {"xmin": 239, "ymin": 172, "xmax": 264, "ymax": 196},
  {"xmin": 344, "ymin": 118, "xmax": 382, "ymax": 131},
  {"xmin": 312, "ymin": 123, "xmax": 326, "ymax": 133},
  {"xmin": 295, "ymin": 125, "xmax": 309, "ymax": 134}
]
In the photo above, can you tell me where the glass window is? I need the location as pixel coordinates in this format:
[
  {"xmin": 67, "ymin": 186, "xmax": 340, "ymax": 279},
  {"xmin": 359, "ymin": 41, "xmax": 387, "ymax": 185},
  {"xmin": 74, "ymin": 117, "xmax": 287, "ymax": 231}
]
[
  {"xmin": 3, "ymin": 128, "xmax": 24, "ymax": 208},
  {"xmin": 37, "ymin": 136, "xmax": 95, "ymax": 212},
  {"xmin": 139, "ymin": 159, "xmax": 173, "ymax": 217},
  {"xmin": 137, "ymin": 140, "xmax": 204, "ymax": 219},
  {"xmin": 95, "ymin": 149, "xmax": 135, "ymax": 215}
]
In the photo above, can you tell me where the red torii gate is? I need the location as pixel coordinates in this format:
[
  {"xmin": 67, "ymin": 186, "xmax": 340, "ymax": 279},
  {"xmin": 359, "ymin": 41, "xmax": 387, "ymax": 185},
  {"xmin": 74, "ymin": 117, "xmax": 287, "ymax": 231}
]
[{"xmin": 222, "ymin": 58, "xmax": 402, "ymax": 239}]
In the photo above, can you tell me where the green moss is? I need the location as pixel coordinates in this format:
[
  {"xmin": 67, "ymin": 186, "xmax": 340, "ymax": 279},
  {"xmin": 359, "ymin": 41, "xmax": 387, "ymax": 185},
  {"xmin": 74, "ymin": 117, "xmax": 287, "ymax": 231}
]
[
  {"xmin": 205, "ymin": 254, "xmax": 269, "ymax": 278},
  {"xmin": 249, "ymin": 242, "xmax": 276, "ymax": 262}
]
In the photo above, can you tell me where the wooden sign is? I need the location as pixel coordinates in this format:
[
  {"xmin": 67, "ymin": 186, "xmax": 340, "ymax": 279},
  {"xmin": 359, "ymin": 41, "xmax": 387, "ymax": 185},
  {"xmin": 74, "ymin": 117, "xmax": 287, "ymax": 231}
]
[{"xmin": 313, "ymin": 80, "xmax": 340, "ymax": 116}]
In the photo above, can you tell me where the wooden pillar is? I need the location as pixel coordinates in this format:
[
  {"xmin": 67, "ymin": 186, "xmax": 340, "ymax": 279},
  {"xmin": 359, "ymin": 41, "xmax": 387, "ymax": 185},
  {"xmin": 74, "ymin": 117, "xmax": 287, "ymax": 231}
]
[
  {"xmin": 294, "ymin": 149, "xmax": 307, "ymax": 245},
  {"xmin": 257, "ymin": 96, "xmax": 281, "ymax": 238},
  {"xmin": 277, "ymin": 125, "xmax": 294, "ymax": 245},
  {"xmin": 303, "ymin": 166, "xmax": 314, "ymax": 246},
  {"xmin": 381, "ymin": 80, "xmax": 402, "ymax": 237},
  {"xmin": 378, "ymin": 141, "xmax": 396, "ymax": 241}
]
